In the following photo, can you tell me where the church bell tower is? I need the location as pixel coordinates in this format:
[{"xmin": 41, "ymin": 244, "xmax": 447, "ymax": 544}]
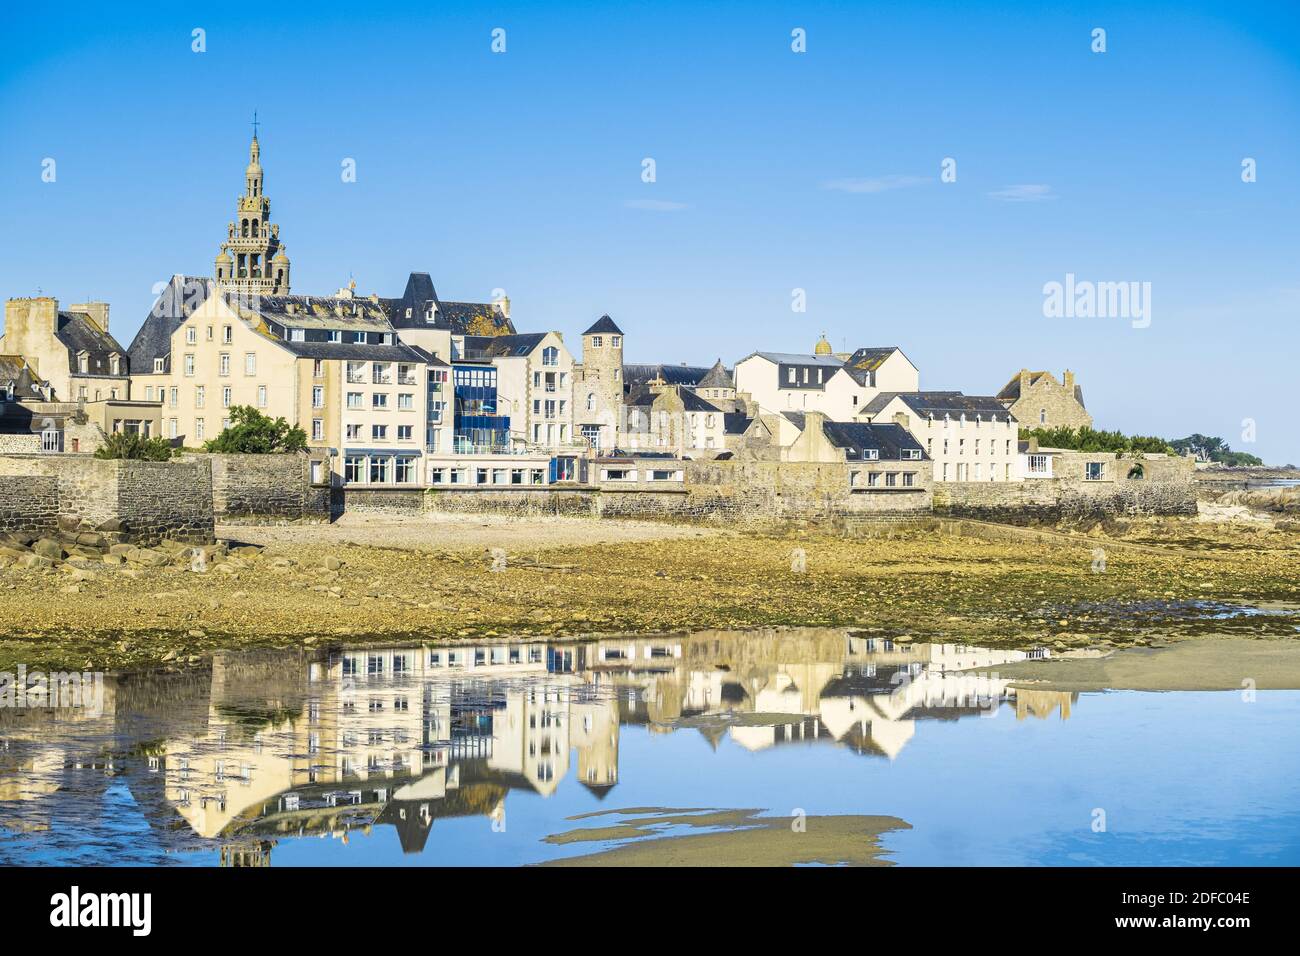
[{"xmin": 215, "ymin": 117, "xmax": 291, "ymax": 296}]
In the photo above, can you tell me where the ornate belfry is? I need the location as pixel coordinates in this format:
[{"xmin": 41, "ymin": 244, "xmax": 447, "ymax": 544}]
[{"xmin": 214, "ymin": 117, "xmax": 291, "ymax": 295}]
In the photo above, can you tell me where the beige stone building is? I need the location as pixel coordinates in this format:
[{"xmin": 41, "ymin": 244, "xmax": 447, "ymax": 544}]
[
  {"xmin": 733, "ymin": 340, "xmax": 919, "ymax": 421},
  {"xmin": 1, "ymin": 298, "xmax": 133, "ymax": 403},
  {"xmin": 996, "ymin": 368, "xmax": 1092, "ymax": 430}
]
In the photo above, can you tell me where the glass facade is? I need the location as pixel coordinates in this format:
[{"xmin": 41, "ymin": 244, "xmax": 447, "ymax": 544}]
[{"xmin": 453, "ymin": 364, "xmax": 510, "ymax": 453}]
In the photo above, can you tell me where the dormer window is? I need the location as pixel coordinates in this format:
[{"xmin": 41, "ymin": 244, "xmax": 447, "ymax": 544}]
[
  {"xmin": 425, "ymin": 309, "xmax": 435, "ymax": 324},
  {"xmin": 109, "ymin": 354, "xmax": 121, "ymax": 375},
  {"xmin": 405, "ymin": 308, "xmax": 412, "ymax": 319},
  {"xmin": 289, "ymin": 328, "xmax": 305, "ymax": 342},
  {"xmin": 328, "ymin": 331, "xmax": 342, "ymax": 343},
  {"xmin": 154, "ymin": 358, "xmax": 165, "ymax": 373},
  {"xmin": 353, "ymin": 331, "xmax": 366, "ymax": 344},
  {"xmin": 77, "ymin": 352, "xmax": 89, "ymax": 374}
]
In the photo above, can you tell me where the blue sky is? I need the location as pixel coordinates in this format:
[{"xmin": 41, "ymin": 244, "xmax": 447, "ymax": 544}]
[{"xmin": 2, "ymin": 1, "xmax": 1298, "ymax": 461}]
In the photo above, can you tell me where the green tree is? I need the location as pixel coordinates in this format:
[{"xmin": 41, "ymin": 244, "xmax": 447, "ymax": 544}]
[
  {"xmin": 1018, "ymin": 426, "xmax": 1173, "ymax": 454},
  {"xmin": 203, "ymin": 405, "xmax": 308, "ymax": 454},
  {"xmin": 93, "ymin": 431, "xmax": 175, "ymax": 461}
]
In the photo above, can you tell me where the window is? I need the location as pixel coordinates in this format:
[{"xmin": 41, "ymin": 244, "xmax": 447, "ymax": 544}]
[
  {"xmin": 168, "ymin": 387, "xmax": 178, "ymax": 409},
  {"xmin": 903, "ymin": 448, "xmax": 922, "ymax": 460},
  {"xmin": 372, "ymin": 424, "xmax": 388, "ymax": 440},
  {"xmin": 346, "ymin": 423, "xmax": 362, "ymax": 440},
  {"xmin": 868, "ymin": 472, "xmax": 881, "ymax": 487},
  {"xmin": 395, "ymin": 458, "xmax": 415, "ymax": 483},
  {"xmin": 903, "ymin": 472, "xmax": 916, "ymax": 487},
  {"xmin": 347, "ymin": 392, "xmax": 363, "ymax": 409},
  {"xmin": 312, "ymin": 419, "xmax": 324, "ymax": 441},
  {"xmin": 154, "ymin": 358, "xmax": 164, "ymax": 373},
  {"xmin": 1027, "ymin": 454, "xmax": 1050, "ymax": 475},
  {"xmin": 369, "ymin": 457, "xmax": 391, "ymax": 483},
  {"xmin": 1085, "ymin": 461, "xmax": 1105, "ymax": 481},
  {"xmin": 1127, "ymin": 463, "xmax": 1145, "ymax": 480},
  {"xmin": 222, "ymin": 325, "xmax": 233, "ymax": 344},
  {"xmin": 206, "ymin": 325, "xmax": 214, "ymax": 341},
  {"xmin": 430, "ymin": 468, "xmax": 446, "ymax": 485},
  {"xmin": 194, "ymin": 386, "xmax": 205, "ymax": 408},
  {"xmin": 185, "ymin": 327, "xmax": 197, "ymax": 345},
  {"xmin": 610, "ymin": 335, "xmax": 620, "ymax": 348},
  {"xmin": 245, "ymin": 353, "xmax": 257, "ymax": 375},
  {"xmin": 885, "ymin": 472, "xmax": 898, "ymax": 487},
  {"xmin": 591, "ymin": 335, "xmax": 603, "ymax": 348},
  {"xmin": 195, "ymin": 418, "xmax": 205, "ymax": 440},
  {"xmin": 222, "ymin": 386, "xmax": 232, "ymax": 408},
  {"xmin": 344, "ymin": 456, "xmax": 364, "ymax": 483},
  {"xmin": 257, "ymin": 385, "xmax": 267, "ymax": 408},
  {"xmin": 289, "ymin": 328, "xmax": 305, "ymax": 342},
  {"xmin": 586, "ymin": 392, "xmax": 595, "ymax": 411},
  {"xmin": 1040, "ymin": 408, "xmax": 1047, "ymax": 425},
  {"xmin": 395, "ymin": 424, "xmax": 413, "ymax": 441},
  {"xmin": 542, "ymin": 346, "xmax": 558, "ymax": 366},
  {"xmin": 372, "ymin": 393, "xmax": 388, "ymax": 409},
  {"xmin": 184, "ymin": 354, "xmax": 195, "ymax": 377},
  {"xmin": 398, "ymin": 393, "xmax": 414, "ymax": 410},
  {"xmin": 312, "ymin": 386, "xmax": 324, "ymax": 408}
]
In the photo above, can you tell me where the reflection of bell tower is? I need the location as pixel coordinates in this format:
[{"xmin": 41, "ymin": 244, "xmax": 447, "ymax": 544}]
[
  {"xmin": 220, "ymin": 841, "xmax": 274, "ymax": 867},
  {"xmin": 215, "ymin": 117, "xmax": 291, "ymax": 296}
]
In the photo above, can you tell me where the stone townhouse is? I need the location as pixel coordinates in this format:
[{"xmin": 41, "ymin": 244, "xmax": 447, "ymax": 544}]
[
  {"xmin": 573, "ymin": 316, "xmax": 625, "ymax": 452},
  {"xmin": 781, "ymin": 411, "xmax": 932, "ymax": 493},
  {"xmin": 860, "ymin": 391, "xmax": 1020, "ymax": 482},
  {"xmin": 996, "ymin": 368, "xmax": 1092, "ymax": 430},
  {"xmin": 1, "ymin": 297, "xmax": 133, "ymax": 404}
]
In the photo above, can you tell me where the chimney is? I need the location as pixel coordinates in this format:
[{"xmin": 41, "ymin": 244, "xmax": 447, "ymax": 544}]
[
  {"xmin": 4, "ymin": 297, "xmax": 59, "ymax": 374},
  {"xmin": 70, "ymin": 301, "xmax": 110, "ymax": 333},
  {"xmin": 494, "ymin": 294, "xmax": 511, "ymax": 319},
  {"xmin": 893, "ymin": 410, "xmax": 910, "ymax": 429},
  {"xmin": 1019, "ymin": 368, "xmax": 1031, "ymax": 389},
  {"xmin": 1063, "ymin": 369, "xmax": 1075, "ymax": 388}
]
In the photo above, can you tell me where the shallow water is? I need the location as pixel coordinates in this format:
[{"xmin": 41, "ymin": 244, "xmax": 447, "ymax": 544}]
[{"xmin": 2, "ymin": 630, "xmax": 1297, "ymax": 866}]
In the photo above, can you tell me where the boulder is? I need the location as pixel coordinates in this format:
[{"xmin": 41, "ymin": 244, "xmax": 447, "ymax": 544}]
[
  {"xmin": 57, "ymin": 515, "xmax": 83, "ymax": 534},
  {"xmin": 22, "ymin": 554, "xmax": 54, "ymax": 570},
  {"xmin": 96, "ymin": 518, "xmax": 127, "ymax": 534},
  {"xmin": 125, "ymin": 548, "xmax": 170, "ymax": 568},
  {"xmin": 33, "ymin": 538, "xmax": 65, "ymax": 561},
  {"xmin": 323, "ymin": 556, "xmax": 343, "ymax": 571},
  {"xmin": 76, "ymin": 532, "xmax": 106, "ymax": 549}
]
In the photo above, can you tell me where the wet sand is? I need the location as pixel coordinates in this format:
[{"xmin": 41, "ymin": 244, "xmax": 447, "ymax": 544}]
[
  {"xmin": 539, "ymin": 807, "xmax": 909, "ymax": 866},
  {"xmin": 976, "ymin": 637, "xmax": 1300, "ymax": 692}
]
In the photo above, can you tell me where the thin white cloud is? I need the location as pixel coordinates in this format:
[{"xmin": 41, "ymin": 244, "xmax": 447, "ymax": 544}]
[
  {"xmin": 821, "ymin": 174, "xmax": 930, "ymax": 194},
  {"xmin": 988, "ymin": 183, "xmax": 1056, "ymax": 202},
  {"xmin": 623, "ymin": 199, "xmax": 690, "ymax": 211}
]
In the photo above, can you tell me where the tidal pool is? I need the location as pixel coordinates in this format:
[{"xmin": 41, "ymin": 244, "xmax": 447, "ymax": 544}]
[{"xmin": 1, "ymin": 629, "xmax": 1297, "ymax": 866}]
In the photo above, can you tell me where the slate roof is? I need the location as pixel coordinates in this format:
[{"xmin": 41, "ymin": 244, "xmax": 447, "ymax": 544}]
[
  {"xmin": 680, "ymin": 390, "xmax": 724, "ymax": 413},
  {"xmin": 234, "ymin": 293, "xmax": 391, "ymax": 327},
  {"xmin": 820, "ymin": 421, "xmax": 927, "ymax": 459},
  {"xmin": 127, "ymin": 275, "xmax": 216, "ymax": 372},
  {"xmin": 55, "ymin": 312, "xmax": 130, "ymax": 378},
  {"xmin": 722, "ymin": 412, "xmax": 752, "ymax": 435},
  {"xmin": 864, "ymin": 391, "xmax": 1016, "ymax": 423},
  {"xmin": 696, "ymin": 358, "xmax": 733, "ymax": 389},
  {"xmin": 583, "ymin": 315, "xmax": 623, "ymax": 335},
  {"xmin": 623, "ymin": 363, "xmax": 712, "ymax": 390},
  {"xmin": 0, "ymin": 355, "xmax": 47, "ymax": 400},
  {"xmin": 385, "ymin": 272, "xmax": 515, "ymax": 335},
  {"xmin": 460, "ymin": 333, "xmax": 548, "ymax": 360},
  {"xmin": 845, "ymin": 347, "xmax": 903, "ymax": 372},
  {"xmin": 739, "ymin": 351, "xmax": 846, "ymax": 367},
  {"xmin": 276, "ymin": 340, "xmax": 428, "ymax": 363}
]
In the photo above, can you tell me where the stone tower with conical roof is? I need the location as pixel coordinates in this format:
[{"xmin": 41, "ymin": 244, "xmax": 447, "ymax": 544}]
[{"xmin": 214, "ymin": 127, "xmax": 291, "ymax": 296}]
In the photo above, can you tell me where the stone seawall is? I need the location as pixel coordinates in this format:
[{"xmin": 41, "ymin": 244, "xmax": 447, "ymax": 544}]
[
  {"xmin": 935, "ymin": 457, "xmax": 1197, "ymax": 522},
  {"xmin": 0, "ymin": 455, "xmax": 215, "ymax": 545},
  {"xmin": 191, "ymin": 453, "xmax": 329, "ymax": 524},
  {"xmin": 343, "ymin": 459, "xmax": 934, "ymax": 528}
]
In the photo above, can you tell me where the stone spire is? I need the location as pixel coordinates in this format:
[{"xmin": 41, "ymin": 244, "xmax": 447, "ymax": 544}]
[{"xmin": 215, "ymin": 124, "xmax": 290, "ymax": 295}]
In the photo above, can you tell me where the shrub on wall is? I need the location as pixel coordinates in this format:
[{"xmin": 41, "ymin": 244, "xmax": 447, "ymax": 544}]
[
  {"xmin": 93, "ymin": 432, "xmax": 175, "ymax": 461},
  {"xmin": 204, "ymin": 406, "xmax": 308, "ymax": 454}
]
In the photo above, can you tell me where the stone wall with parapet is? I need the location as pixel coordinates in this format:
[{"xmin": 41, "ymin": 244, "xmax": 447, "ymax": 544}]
[
  {"xmin": 0, "ymin": 454, "xmax": 215, "ymax": 544},
  {"xmin": 935, "ymin": 453, "xmax": 1197, "ymax": 521},
  {"xmin": 343, "ymin": 458, "xmax": 933, "ymax": 526},
  {"xmin": 189, "ymin": 453, "xmax": 330, "ymax": 524}
]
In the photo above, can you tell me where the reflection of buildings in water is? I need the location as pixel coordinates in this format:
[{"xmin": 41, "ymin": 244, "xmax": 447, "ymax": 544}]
[{"xmin": 0, "ymin": 631, "xmax": 1076, "ymax": 861}]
